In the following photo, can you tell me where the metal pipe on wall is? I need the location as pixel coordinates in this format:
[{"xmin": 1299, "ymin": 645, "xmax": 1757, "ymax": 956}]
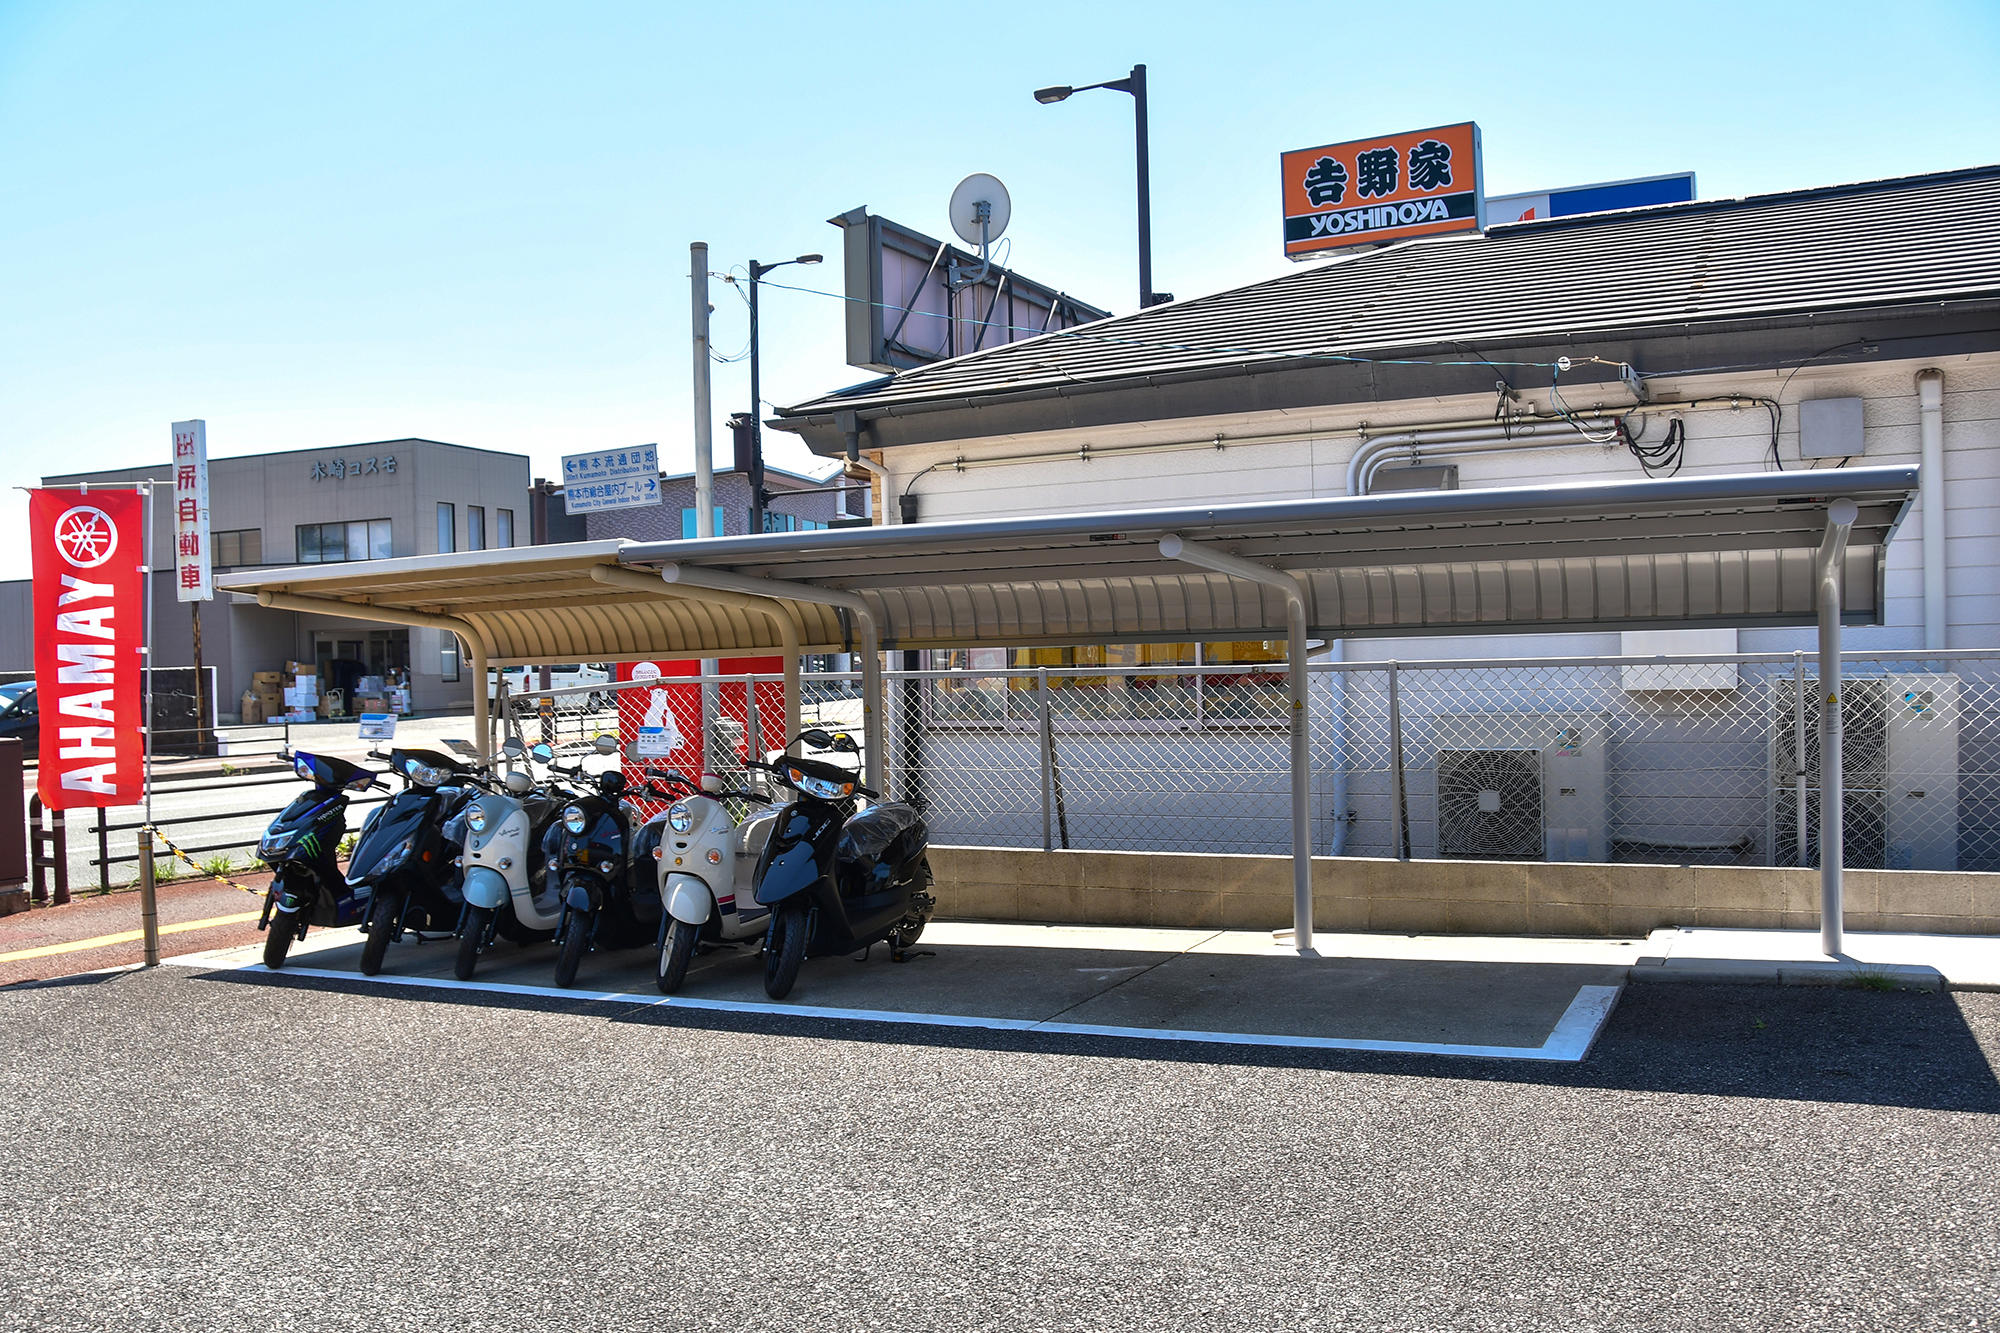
[
  {"xmin": 1815, "ymin": 499, "xmax": 1859, "ymax": 956},
  {"xmin": 1159, "ymin": 533, "xmax": 1314, "ymax": 952},
  {"xmin": 1918, "ymin": 369, "xmax": 1946, "ymax": 651}
]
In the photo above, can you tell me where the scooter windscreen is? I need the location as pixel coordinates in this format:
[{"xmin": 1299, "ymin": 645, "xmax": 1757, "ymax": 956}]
[{"xmin": 292, "ymin": 751, "xmax": 375, "ymax": 791}]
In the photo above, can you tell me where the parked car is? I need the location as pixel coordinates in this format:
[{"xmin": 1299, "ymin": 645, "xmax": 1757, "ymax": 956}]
[
  {"xmin": 486, "ymin": 663, "xmax": 612, "ymax": 706},
  {"xmin": 0, "ymin": 681, "xmax": 37, "ymax": 758}
]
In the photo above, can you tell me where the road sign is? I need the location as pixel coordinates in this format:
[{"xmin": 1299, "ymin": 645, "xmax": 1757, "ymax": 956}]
[{"xmin": 561, "ymin": 445, "xmax": 661, "ymax": 515}]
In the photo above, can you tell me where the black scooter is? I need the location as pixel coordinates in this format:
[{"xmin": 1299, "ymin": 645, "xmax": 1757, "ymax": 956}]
[
  {"xmin": 347, "ymin": 747, "xmax": 478, "ymax": 975},
  {"xmin": 258, "ymin": 751, "xmax": 385, "ymax": 969},
  {"xmin": 750, "ymin": 728, "xmax": 935, "ymax": 1000},
  {"xmin": 546, "ymin": 738, "xmax": 691, "ymax": 988}
]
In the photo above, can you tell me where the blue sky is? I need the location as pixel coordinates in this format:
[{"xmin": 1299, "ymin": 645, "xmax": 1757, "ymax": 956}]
[{"xmin": 3, "ymin": 0, "xmax": 1997, "ymax": 573}]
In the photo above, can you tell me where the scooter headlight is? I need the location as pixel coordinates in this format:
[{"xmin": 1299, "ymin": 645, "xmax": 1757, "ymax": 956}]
[
  {"xmin": 405, "ymin": 757, "xmax": 447, "ymax": 786},
  {"xmin": 667, "ymin": 802, "xmax": 693, "ymax": 834},
  {"xmin": 791, "ymin": 769, "xmax": 854, "ymax": 801},
  {"xmin": 562, "ymin": 805, "xmax": 588, "ymax": 835},
  {"xmin": 465, "ymin": 807, "xmax": 489, "ymax": 834},
  {"xmin": 259, "ymin": 828, "xmax": 296, "ymax": 858}
]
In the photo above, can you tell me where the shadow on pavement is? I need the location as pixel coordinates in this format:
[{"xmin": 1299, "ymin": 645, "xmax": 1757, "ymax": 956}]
[{"xmin": 188, "ymin": 964, "xmax": 2000, "ymax": 1114}]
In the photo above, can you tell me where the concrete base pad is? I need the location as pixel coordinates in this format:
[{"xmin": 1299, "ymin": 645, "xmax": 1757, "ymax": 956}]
[
  {"xmin": 1635, "ymin": 926, "xmax": 2000, "ymax": 991},
  {"xmin": 175, "ymin": 921, "xmax": 1629, "ymax": 1062}
]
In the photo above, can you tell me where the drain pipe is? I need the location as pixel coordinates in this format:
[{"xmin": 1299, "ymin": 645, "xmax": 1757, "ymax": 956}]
[
  {"xmin": 839, "ymin": 412, "xmax": 896, "ymax": 525},
  {"xmin": 256, "ymin": 592, "xmax": 493, "ymax": 759},
  {"xmin": 659, "ymin": 562, "xmax": 886, "ymax": 795},
  {"xmin": 1918, "ymin": 370, "xmax": 1946, "ymax": 650},
  {"xmin": 1159, "ymin": 533, "xmax": 1314, "ymax": 953},
  {"xmin": 1816, "ymin": 498, "xmax": 1859, "ymax": 957},
  {"xmin": 586, "ymin": 566, "xmax": 804, "ymax": 747}
]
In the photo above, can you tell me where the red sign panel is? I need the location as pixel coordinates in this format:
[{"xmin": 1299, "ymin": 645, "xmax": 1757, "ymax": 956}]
[
  {"xmin": 614, "ymin": 658, "xmax": 785, "ymax": 815},
  {"xmin": 30, "ymin": 489, "xmax": 146, "ymax": 808}
]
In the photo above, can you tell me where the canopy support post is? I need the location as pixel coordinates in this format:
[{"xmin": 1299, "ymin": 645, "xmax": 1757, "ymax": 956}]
[
  {"xmin": 659, "ymin": 563, "xmax": 884, "ymax": 795},
  {"xmin": 255, "ymin": 592, "xmax": 494, "ymax": 761},
  {"xmin": 1159, "ymin": 534, "xmax": 1314, "ymax": 953},
  {"xmin": 584, "ymin": 566, "xmax": 804, "ymax": 751},
  {"xmin": 1816, "ymin": 499, "xmax": 1859, "ymax": 958}
]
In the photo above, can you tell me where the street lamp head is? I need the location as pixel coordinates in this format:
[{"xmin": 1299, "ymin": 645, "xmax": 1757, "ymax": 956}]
[
  {"xmin": 1033, "ymin": 85, "xmax": 1073, "ymax": 104},
  {"xmin": 794, "ymin": 253, "xmax": 823, "ymax": 266}
]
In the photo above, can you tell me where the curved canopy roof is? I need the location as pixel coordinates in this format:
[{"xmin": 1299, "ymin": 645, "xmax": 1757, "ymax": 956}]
[{"xmin": 221, "ymin": 467, "xmax": 1917, "ymax": 663}]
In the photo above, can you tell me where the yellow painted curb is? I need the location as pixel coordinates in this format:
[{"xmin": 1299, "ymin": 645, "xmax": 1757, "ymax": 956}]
[{"xmin": 0, "ymin": 910, "xmax": 263, "ymax": 964}]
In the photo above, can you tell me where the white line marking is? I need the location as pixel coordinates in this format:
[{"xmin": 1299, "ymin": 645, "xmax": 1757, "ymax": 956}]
[{"xmin": 168, "ymin": 954, "xmax": 1625, "ymax": 1063}]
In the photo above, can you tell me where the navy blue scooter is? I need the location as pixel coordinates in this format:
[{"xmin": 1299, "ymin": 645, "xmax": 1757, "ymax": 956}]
[
  {"xmin": 348, "ymin": 747, "xmax": 478, "ymax": 975},
  {"xmin": 258, "ymin": 751, "xmax": 384, "ymax": 970}
]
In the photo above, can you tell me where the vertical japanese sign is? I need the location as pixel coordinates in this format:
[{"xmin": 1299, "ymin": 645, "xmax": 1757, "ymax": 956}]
[
  {"xmin": 30, "ymin": 488, "xmax": 146, "ymax": 807},
  {"xmin": 1281, "ymin": 122, "xmax": 1483, "ymax": 258},
  {"xmin": 171, "ymin": 419, "xmax": 211, "ymax": 601}
]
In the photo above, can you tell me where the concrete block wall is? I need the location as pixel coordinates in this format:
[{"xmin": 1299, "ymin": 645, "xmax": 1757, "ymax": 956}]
[{"xmin": 927, "ymin": 846, "xmax": 2000, "ymax": 937}]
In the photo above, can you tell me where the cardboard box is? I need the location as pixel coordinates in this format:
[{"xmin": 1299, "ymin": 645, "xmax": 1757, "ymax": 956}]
[
  {"xmin": 285, "ymin": 708, "xmax": 316, "ymax": 723},
  {"xmin": 240, "ymin": 691, "xmax": 266, "ymax": 726},
  {"xmin": 387, "ymin": 688, "xmax": 411, "ymax": 715},
  {"xmin": 252, "ymin": 671, "xmax": 283, "ymax": 687},
  {"xmin": 287, "ymin": 661, "xmax": 313, "ymax": 678},
  {"xmin": 355, "ymin": 694, "xmax": 388, "ymax": 714},
  {"xmin": 290, "ymin": 672, "xmax": 317, "ymax": 691},
  {"xmin": 283, "ymin": 686, "xmax": 318, "ymax": 707}
]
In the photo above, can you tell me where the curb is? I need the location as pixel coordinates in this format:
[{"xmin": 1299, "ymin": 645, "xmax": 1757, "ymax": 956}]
[{"xmin": 1627, "ymin": 960, "xmax": 1947, "ymax": 992}]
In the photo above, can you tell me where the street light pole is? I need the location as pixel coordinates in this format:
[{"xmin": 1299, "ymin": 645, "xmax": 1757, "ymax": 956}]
[
  {"xmin": 745, "ymin": 253, "xmax": 821, "ymax": 535},
  {"xmin": 1034, "ymin": 62, "xmax": 1159, "ymax": 310}
]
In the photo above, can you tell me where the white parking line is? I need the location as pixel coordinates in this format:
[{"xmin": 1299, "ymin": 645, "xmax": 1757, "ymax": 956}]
[{"xmin": 168, "ymin": 954, "xmax": 1624, "ymax": 1063}]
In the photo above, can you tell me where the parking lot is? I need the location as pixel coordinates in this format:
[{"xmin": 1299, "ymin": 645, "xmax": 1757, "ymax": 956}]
[{"xmin": 1, "ymin": 959, "xmax": 1995, "ymax": 1332}]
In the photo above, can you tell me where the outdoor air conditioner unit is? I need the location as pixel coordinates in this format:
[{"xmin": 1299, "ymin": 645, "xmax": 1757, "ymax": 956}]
[
  {"xmin": 1767, "ymin": 674, "xmax": 1959, "ymax": 871},
  {"xmin": 1431, "ymin": 712, "xmax": 1607, "ymax": 862}
]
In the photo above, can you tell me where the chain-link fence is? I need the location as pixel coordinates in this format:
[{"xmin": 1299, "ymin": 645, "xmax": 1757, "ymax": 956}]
[{"xmin": 506, "ymin": 651, "xmax": 2000, "ymax": 872}]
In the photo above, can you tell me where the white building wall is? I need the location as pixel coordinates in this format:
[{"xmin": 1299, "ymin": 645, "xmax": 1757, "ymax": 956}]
[{"xmin": 878, "ymin": 353, "xmax": 2000, "ymax": 657}]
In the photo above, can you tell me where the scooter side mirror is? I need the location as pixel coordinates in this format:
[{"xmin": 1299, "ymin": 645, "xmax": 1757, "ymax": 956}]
[
  {"xmin": 529, "ymin": 742, "xmax": 554, "ymax": 763},
  {"xmin": 592, "ymin": 734, "xmax": 618, "ymax": 755},
  {"xmin": 699, "ymin": 774, "xmax": 725, "ymax": 795},
  {"xmin": 797, "ymin": 728, "xmax": 834, "ymax": 750},
  {"xmin": 829, "ymin": 731, "xmax": 860, "ymax": 755},
  {"xmin": 501, "ymin": 737, "xmax": 526, "ymax": 758}
]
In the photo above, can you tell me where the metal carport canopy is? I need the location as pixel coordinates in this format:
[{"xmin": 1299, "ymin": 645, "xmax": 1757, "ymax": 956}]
[{"xmin": 221, "ymin": 466, "xmax": 1919, "ymax": 956}]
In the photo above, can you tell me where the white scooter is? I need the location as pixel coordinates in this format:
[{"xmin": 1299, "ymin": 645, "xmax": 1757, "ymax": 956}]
[
  {"xmin": 453, "ymin": 738, "xmax": 568, "ymax": 980},
  {"xmin": 654, "ymin": 770, "xmax": 781, "ymax": 993}
]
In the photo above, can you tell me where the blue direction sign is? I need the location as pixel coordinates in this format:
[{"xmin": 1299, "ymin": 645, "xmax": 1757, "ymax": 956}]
[{"xmin": 561, "ymin": 445, "xmax": 662, "ymax": 515}]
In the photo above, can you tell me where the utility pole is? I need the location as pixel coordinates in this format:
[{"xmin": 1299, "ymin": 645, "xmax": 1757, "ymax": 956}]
[{"xmin": 691, "ymin": 242, "xmax": 715, "ymax": 539}]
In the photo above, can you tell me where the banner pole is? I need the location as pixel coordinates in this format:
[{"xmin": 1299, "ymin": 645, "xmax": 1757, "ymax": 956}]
[{"xmin": 140, "ymin": 480, "xmax": 159, "ymax": 967}]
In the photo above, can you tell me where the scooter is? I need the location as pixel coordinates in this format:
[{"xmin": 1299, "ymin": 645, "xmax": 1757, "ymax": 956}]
[
  {"xmin": 451, "ymin": 737, "xmax": 570, "ymax": 980},
  {"xmin": 348, "ymin": 746, "xmax": 479, "ymax": 976},
  {"xmin": 749, "ymin": 728, "xmax": 935, "ymax": 1000},
  {"xmin": 654, "ymin": 773, "xmax": 780, "ymax": 993},
  {"xmin": 257, "ymin": 751, "xmax": 385, "ymax": 970},
  {"xmin": 546, "ymin": 737, "xmax": 689, "ymax": 987}
]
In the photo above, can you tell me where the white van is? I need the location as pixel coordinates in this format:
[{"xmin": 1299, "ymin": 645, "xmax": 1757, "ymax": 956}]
[{"xmin": 487, "ymin": 663, "xmax": 612, "ymax": 704}]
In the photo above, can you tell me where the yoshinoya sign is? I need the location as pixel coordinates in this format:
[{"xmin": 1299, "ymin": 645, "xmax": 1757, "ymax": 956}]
[
  {"xmin": 1281, "ymin": 121, "xmax": 1484, "ymax": 259},
  {"xmin": 562, "ymin": 444, "xmax": 661, "ymax": 515},
  {"xmin": 30, "ymin": 488, "xmax": 147, "ymax": 807},
  {"xmin": 171, "ymin": 419, "xmax": 212, "ymax": 601}
]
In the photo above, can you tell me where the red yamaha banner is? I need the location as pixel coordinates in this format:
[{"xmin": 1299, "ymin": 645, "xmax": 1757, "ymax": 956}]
[{"xmin": 30, "ymin": 489, "xmax": 146, "ymax": 808}]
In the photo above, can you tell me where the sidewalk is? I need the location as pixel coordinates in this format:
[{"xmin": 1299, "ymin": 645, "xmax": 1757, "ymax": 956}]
[
  {"xmin": 1634, "ymin": 926, "xmax": 2000, "ymax": 991},
  {"xmin": 0, "ymin": 871, "xmax": 274, "ymax": 987}
]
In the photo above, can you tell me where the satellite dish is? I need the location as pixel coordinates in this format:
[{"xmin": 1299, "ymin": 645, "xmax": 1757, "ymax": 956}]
[{"xmin": 948, "ymin": 173, "xmax": 1012, "ymax": 248}]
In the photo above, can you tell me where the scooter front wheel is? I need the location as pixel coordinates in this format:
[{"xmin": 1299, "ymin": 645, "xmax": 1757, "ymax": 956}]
[
  {"xmin": 455, "ymin": 905, "xmax": 493, "ymax": 981},
  {"xmin": 263, "ymin": 906, "xmax": 301, "ymax": 970},
  {"xmin": 553, "ymin": 914, "xmax": 590, "ymax": 988},
  {"xmin": 659, "ymin": 919, "xmax": 700, "ymax": 994},
  {"xmin": 359, "ymin": 891, "xmax": 402, "ymax": 976},
  {"xmin": 763, "ymin": 903, "xmax": 807, "ymax": 1000}
]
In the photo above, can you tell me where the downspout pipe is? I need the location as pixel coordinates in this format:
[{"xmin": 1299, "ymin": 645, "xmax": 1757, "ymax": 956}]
[
  {"xmin": 1816, "ymin": 498, "xmax": 1859, "ymax": 957},
  {"xmin": 1159, "ymin": 533, "xmax": 1315, "ymax": 953},
  {"xmin": 256, "ymin": 591, "xmax": 493, "ymax": 760},
  {"xmin": 840, "ymin": 412, "xmax": 895, "ymax": 525},
  {"xmin": 1918, "ymin": 370, "xmax": 1946, "ymax": 651},
  {"xmin": 659, "ymin": 562, "xmax": 885, "ymax": 795},
  {"xmin": 585, "ymin": 566, "xmax": 803, "ymax": 748}
]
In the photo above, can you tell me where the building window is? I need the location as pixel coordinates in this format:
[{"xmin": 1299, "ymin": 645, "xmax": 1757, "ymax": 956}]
[
  {"xmin": 680, "ymin": 506, "xmax": 725, "ymax": 538},
  {"xmin": 495, "ymin": 508, "xmax": 514, "ymax": 548},
  {"xmin": 212, "ymin": 528, "xmax": 263, "ymax": 569},
  {"xmin": 437, "ymin": 502, "xmax": 455, "ymax": 554},
  {"xmin": 441, "ymin": 640, "xmax": 460, "ymax": 682},
  {"xmin": 468, "ymin": 505, "xmax": 485, "ymax": 551},
  {"xmin": 295, "ymin": 519, "xmax": 391, "ymax": 564}
]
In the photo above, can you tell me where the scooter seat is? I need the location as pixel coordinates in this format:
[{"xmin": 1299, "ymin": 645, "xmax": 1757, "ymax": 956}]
[{"xmin": 835, "ymin": 802, "xmax": 927, "ymax": 886}]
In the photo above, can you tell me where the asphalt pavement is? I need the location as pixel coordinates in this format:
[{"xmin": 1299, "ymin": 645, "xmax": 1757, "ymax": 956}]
[{"xmin": 0, "ymin": 965, "xmax": 1994, "ymax": 1332}]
